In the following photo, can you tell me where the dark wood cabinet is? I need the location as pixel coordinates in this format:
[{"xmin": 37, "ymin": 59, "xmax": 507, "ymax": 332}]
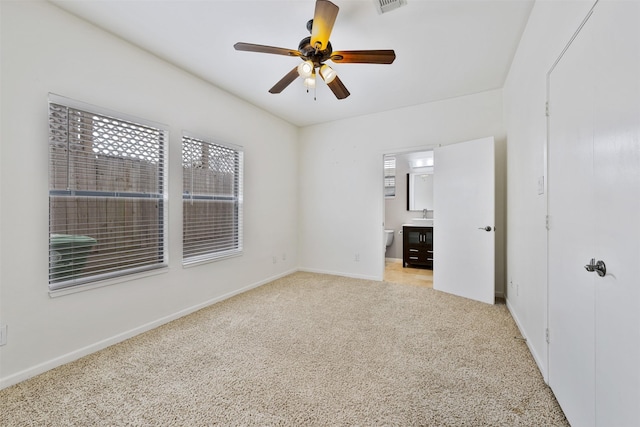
[{"xmin": 403, "ymin": 226, "xmax": 433, "ymax": 269}]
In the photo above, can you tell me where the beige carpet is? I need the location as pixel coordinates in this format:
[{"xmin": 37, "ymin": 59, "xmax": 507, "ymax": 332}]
[{"xmin": 0, "ymin": 272, "xmax": 568, "ymax": 426}]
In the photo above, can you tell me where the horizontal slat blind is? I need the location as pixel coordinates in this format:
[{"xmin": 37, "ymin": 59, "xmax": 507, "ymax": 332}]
[
  {"xmin": 48, "ymin": 98, "xmax": 167, "ymax": 291},
  {"xmin": 384, "ymin": 156, "xmax": 396, "ymax": 197},
  {"xmin": 182, "ymin": 134, "xmax": 243, "ymax": 263}
]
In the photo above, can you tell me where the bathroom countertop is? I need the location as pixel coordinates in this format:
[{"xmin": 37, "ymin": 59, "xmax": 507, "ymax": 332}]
[{"xmin": 402, "ymin": 223, "xmax": 434, "ymax": 227}]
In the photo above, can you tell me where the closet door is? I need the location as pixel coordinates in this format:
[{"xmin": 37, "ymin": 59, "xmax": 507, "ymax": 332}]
[
  {"xmin": 590, "ymin": 2, "xmax": 640, "ymax": 424},
  {"xmin": 548, "ymin": 1, "xmax": 640, "ymax": 425},
  {"xmin": 547, "ymin": 6, "xmax": 596, "ymax": 425}
]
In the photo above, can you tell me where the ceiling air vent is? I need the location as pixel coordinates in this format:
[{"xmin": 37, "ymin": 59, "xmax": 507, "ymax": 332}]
[{"xmin": 375, "ymin": 0, "xmax": 407, "ymax": 15}]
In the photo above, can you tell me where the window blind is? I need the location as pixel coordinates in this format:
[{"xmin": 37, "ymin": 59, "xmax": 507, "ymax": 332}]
[
  {"xmin": 384, "ymin": 156, "xmax": 396, "ymax": 197},
  {"xmin": 48, "ymin": 96, "xmax": 167, "ymax": 291},
  {"xmin": 182, "ymin": 134, "xmax": 243, "ymax": 264}
]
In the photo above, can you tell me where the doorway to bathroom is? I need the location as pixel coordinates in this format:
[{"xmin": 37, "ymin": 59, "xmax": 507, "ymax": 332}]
[
  {"xmin": 383, "ymin": 149, "xmax": 435, "ymax": 288},
  {"xmin": 382, "ymin": 137, "xmax": 497, "ymax": 304}
]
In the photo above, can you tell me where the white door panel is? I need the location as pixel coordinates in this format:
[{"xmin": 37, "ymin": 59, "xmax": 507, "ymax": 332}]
[
  {"xmin": 433, "ymin": 137, "xmax": 495, "ymax": 304},
  {"xmin": 548, "ymin": 9, "xmax": 596, "ymax": 424},
  {"xmin": 591, "ymin": 2, "xmax": 640, "ymax": 424},
  {"xmin": 548, "ymin": 1, "xmax": 640, "ymax": 425}
]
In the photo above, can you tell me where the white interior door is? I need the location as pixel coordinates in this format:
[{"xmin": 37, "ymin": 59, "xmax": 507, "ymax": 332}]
[
  {"xmin": 548, "ymin": 1, "xmax": 640, "ymax": 426},
  {"xmin": 433, "ymin": 137, "xmax": 495, "ymax": 304},
  {"xmin": 591, "ymin": 2, "xmax": 640, "ymax": 424},
  {"xmin": 548, "ymin": 8, "xmax": 596, "ymax": 425}
]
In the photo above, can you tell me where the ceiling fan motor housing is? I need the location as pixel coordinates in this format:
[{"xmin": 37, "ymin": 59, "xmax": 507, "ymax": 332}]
[{"xmin": 298, "ymin": 36, "xmax": 333, "ymax": 66}]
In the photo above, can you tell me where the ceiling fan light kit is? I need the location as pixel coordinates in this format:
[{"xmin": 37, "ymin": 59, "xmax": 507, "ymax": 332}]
[
  {"xmin": 304, "ymin": 72, "xmax": 317, "ymax": 90},
  {"xmin": 297, "ymin": 60, "xmax": 314, "ymax": 78},
  {"xmin": 319, "ymin": 64, "xmax": 336, "ymax": 84},
  {"xmin": 234, "ymin": 0, "xmax": 396, "ymax": 100}
]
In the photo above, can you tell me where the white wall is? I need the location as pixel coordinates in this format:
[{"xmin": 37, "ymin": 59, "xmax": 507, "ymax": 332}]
[
  {"xmin": 503, "ymin": 0, "xmax": 596, "ymax": 378},
  {"xmin": 298, "ymin": 90, "xmax": 506, "ymax": 293},
  {"xmin": 0, "ymin": 1, "xmax": 298, "ymax": 388}
]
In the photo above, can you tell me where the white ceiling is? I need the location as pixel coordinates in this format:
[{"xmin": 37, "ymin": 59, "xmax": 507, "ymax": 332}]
[{"xmin": 50, "ymin": 0, "xmax": 534, "ymax": 127}]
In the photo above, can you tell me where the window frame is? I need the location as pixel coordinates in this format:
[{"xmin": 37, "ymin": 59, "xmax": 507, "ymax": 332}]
[
  {"xmin": 48, "ymin": 94, "xmax": 169, "ymax": 294},
  {"xmin": 181, "ymin": 132, "xmax": 244, "ymax": 266},
  {"xmin": 384, "ymin": 155, "xmax": 397, "ymax": 198}
]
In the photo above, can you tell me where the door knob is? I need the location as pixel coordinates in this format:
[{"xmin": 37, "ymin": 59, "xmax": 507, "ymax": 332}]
[
  {"xmin": 584, "ymin": 258, "xmax": 606, "ymax": 277},
  {"xmin": 478, "ymin": 226, "xmax": 492, "ymax": 232}
]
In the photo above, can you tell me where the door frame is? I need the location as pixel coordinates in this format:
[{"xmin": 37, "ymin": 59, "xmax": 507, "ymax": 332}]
[{"xmin": 380, "ymin": 144, "xmax": 437, "ymax": 282}]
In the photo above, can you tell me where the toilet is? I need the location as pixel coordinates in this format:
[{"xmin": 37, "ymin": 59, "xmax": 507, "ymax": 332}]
[{"xmin": 384, "ymin": 230, "xmax": 394, "ymax": 247}]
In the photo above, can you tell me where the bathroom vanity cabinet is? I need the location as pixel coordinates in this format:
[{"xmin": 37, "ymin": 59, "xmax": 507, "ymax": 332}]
[{"xmin": 403, "ymin": 226, "xmax": 433, "ymax": 269}]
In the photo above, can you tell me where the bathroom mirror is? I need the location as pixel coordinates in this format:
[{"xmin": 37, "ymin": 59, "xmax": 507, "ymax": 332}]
[{"xmin": 407, "ymin": 172, "xmax": 434, "ymax": 211}]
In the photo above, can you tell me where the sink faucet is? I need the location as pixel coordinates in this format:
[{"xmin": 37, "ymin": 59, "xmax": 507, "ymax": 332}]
[{"xmin": 422, "ymin": 209, "xmax": 428, "ymax": 219}]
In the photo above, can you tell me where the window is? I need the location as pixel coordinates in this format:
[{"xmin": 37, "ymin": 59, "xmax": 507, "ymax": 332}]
[
  {"xmin": 48, "ymin": 95, "xmax": 168, "ymax": 291},
  {"xmin": 182, "ymin": 134, "xmax": 243, "ymax": 264},
  {"xmin": 384, "ymin": 155, "xmax": 396, "ymax": 198}
]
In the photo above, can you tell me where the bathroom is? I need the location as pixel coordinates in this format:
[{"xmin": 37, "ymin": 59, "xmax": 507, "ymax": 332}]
[{"xmin": 383, "ymin": 150, "xmax": 434, "ymax": 286}]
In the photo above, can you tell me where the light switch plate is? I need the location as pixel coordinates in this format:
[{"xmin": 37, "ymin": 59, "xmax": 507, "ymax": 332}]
[{"xmin": 0, "ymin": 324, "xmax": 7, "ymax": 346}]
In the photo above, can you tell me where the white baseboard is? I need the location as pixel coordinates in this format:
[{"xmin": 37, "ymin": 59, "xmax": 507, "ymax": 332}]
[
  {"xmin": 506, "ymin": 298, "xmax": 548, "ymax": 383},
  {"xmin": 0, "ymin": 268, "xmax": 297, "ymax": 390}
]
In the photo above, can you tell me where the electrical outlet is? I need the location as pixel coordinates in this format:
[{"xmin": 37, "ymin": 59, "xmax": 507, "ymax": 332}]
[
  {"xmin": 272, "ymin": 256, "xmax": 277, "ymax": 264},
  {"xmin": 0, "ymin": 324, "xmax": 7, "ymax": 346},
  {"xmin": 354, "ymin": 253, "xmax": 360, "ymax": 262},
  {"xmin": 282, "ymin": 253, "xmax": 286, "ymax": 261}
]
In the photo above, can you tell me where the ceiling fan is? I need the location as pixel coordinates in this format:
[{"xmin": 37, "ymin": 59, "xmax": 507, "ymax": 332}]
[{"xmin": 234, "ymin": 0, "xmax": 396, "ymax": 100}]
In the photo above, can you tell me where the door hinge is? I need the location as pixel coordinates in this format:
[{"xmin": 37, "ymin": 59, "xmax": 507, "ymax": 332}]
[
  {"xmin": 545, "ymin": 215, "xmax": 551, "ymax": 231},
  {"xmin": 545, "ymin": 101, "xmax": 549, "ymax": 117},
  {"xmin": 546, "ymin": 328, "xmax": 550, "ymax": 344}
]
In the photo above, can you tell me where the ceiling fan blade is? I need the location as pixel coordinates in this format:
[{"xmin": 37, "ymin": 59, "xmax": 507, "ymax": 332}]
[
  {"xmin": 326, "ymin": 75, "xmax": 350, "ymax": 100},
  {"xmin": 331, "ymin": 50, "xmax": 396, "ymax": 64},
  {"xmin": 310, "ymin": 0, "xmax": 339, "ymax": 51},
  {"xmin": 269, "ymin": 67, "xmax": 300, "ymax": 94},
  {"xmin": 234, "ymin": 42, "xmax": 300, "ymax": 57}
]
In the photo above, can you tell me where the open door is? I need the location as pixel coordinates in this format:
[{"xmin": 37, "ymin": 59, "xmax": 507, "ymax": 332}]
[{"xmin": 433, "ymin": 137, "xmax": 495, "ymax": 304}]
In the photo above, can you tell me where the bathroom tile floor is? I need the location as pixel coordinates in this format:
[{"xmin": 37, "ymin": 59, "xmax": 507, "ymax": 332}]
[{"xmin": 384, "ymin": 259, "xmax": 433, "ymax": 288}]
